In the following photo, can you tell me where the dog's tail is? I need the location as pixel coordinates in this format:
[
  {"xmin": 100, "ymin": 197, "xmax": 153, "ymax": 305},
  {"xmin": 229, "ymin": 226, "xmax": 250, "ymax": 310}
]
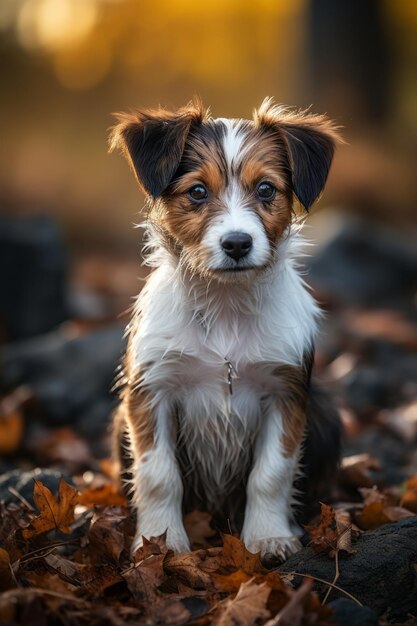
[{"xmin": 296, "ymin": 383, "xmax": 342, "ymax": 522}]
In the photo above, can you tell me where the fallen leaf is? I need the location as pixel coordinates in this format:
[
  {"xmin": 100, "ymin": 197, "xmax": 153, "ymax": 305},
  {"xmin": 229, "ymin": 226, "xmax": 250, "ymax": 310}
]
[
  {"xmin": 356, "ymin": 486, "xmax": 414, "ymax": 530},
  {"xmin": 305, "ymin": 503, "xmax": 338, "ymax": 554},
  {"xmin": 23, "ymin": 478, "xmax": 79, "ymax": 539},
  {"xmin": 45, "ymin": 553, "xmax": 123, "ymax": 596},
  {"xmin": 0, "ymin": 410, "xmax": 23, "ymax": 455},
  {"xmin": 339, "ymin": 453, "xmax": 381, "ymax": 489},
  {"xmin": 164, "ymin": 551, "xmax": 213, "ymax": 590},
  {"xmin": 214, "ymin": 579, "xmax": 270, "ymax": 626},
  {"xmin": 305, "ymin": 503, "xmax": 355, "ymax": 556},
  {"xmin": 87, "ymin": 508, "xmax": 127, "ymax": 561},
  {"xmin": 212, "ymin": 569, "xmax": 252, "ymax": 593},
  {"xmin": 79, "ymin": 483, "xmax": 127, "ymax": 508},
  {"xmin": 25, "ymin": 571, "xmax": 77, "ymax": 594},
  {"xmin": 213, "ymin": 534, "xmax": 264, "ymax": 575},
  {"xmin": 400, "ymin": 476, "xmax": 417, "ymax": 513},
  {"xmin": 0, "ymin": 548, "xmax": 15, "ymax": 591},
  {"xmin": 0, "ymin": 386, "xmax": 31, "ymax": 454},
  {"xmin": 333, "ymin": 509, "xmax": 355, "ymax": 555},
  {"xmin": 122, "ymin": 554, "xmax": 166, "ymax": 603},
  {"xmin": 133, "ymin": 532, "xmax": 170, "ymax": 561},
  {"xmin": 44, "ymin": 553, "xmax": 89, "ymax": 585},
  {"xmin": 146, "ymin": 594, "xmax": 205, "ymax": 626},
  {"xmin": 184, "ymin": 510, "xmax": 216, "ymax": 547},
  {"xmin": 264, "ymin": 578, "xmax": 313, "ymax": 626}
]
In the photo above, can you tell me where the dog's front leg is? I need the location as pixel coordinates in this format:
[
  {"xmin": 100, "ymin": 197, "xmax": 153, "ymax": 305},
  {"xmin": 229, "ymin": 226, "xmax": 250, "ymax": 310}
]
[
  {"xmin": 125, "ymin": 389, "xmax": 190, "ymax": 554},
  {"xmin": 242, "ymin": 365, "xmax": 309, "ymax": 559},
  {"xmin": 241, "ymin": 406, "xmax": 302, "ymax": 559}
]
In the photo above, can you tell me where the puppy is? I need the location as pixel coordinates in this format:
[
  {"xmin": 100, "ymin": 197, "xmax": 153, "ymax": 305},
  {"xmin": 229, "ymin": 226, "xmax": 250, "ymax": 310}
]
[{"xmin": 110, "ymin": 98, "xmax": 342, "ymax": 560}]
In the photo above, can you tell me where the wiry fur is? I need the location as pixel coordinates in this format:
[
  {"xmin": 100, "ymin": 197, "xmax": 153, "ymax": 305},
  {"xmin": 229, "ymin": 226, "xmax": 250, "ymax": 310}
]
[{"xmin": 110, "ymin": 98, "xmax": 342, "ymax": 559}]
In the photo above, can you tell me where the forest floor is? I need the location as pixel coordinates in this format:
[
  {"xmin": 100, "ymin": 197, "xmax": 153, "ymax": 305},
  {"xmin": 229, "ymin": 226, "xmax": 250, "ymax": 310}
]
[{"xmin": 0, "ymin": 215, "xmax": 417, "ymax": 625}]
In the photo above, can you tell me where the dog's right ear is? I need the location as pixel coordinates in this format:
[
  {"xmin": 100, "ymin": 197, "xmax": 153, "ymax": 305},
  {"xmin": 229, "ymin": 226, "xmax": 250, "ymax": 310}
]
[{"xmin": 109, "ymin": 99, "xmax": 206, "ymax": 199}]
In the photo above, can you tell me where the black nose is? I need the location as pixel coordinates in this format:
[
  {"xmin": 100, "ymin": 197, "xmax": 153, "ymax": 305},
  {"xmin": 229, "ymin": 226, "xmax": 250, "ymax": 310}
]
[{"xmin": 220, "ymin": 231, "xmax": 253, "ymax": 261}]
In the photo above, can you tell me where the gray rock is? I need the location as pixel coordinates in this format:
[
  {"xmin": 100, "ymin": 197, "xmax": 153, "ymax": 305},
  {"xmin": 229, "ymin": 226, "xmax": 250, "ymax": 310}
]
[
  {"xmin": 277, "ymin": 518, "xmax": 417, "ymax": 621},
  {"xmin": 328, "ymin": 599, "xmax": 378, "ymax": 626},
  {"xmin": 0, "ymin": 324, "xmax": 125, "ymax": 435},
  {"xmin": 308, "ymin": 217, "xmax": 417, "ymax": 308},
  {"xmin": 0, "ymin": 216, "xmax": 68, "ymax": 341},
  {"xmin": 0, "ymin": 468, "xmax": 72, "ymax": 505}
]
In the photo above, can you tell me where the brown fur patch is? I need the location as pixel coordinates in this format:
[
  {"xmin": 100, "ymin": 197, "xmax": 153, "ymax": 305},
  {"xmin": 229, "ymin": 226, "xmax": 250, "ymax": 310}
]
[
  {"xmin": 109, "ymin": 98, "xmax": 208, "ymax": 198},
  {"xmin": 253, "ymin": 98, "xmax": 343, "ymax": 210},
  {"xmin": 274, "ymin": 355, "xmax": 312, "ymax": 457},
  {"xmin": 115, "ymin": 325, "xmax": 156, "ymax": 458},
  {"xmin": 123, "ymin": 382, "xmax": 155, "ymax": 455}
]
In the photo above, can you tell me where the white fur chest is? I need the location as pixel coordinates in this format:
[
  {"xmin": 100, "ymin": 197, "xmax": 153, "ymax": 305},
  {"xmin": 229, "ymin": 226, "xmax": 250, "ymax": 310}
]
[{"xmin": 130, "ymin": 233, "xmax": 319, "ymax": 495}]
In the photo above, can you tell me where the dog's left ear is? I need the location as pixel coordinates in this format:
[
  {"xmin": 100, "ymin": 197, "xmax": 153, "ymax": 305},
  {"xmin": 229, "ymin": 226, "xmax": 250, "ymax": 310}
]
[
  {"xmin": 254, "ymin": 99, "xmax": 342, "ymax": 210},
  {"xmin": 109, "ymin": 99, "xmax": 206, "ymax": 199}
]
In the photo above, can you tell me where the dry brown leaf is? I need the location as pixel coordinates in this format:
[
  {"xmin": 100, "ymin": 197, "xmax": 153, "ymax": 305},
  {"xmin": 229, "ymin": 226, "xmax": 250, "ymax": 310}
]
[
  {"xmin": 400, "ymin": 476, "xmax": 417, "ymax": 513},
  {"xmin": 212, "ymin": 569, "xmax": 253, "ymax": 593},
  {"xmin": 305, "ymin": 503, "xmax": 355, "ymax": 556},
  {"xmin": 264, "ymin": 578, "xmax": 313, "ymax": 626},
  {"xmin": 339, "ymin": 453, "xmax": 381, "ymax": 489},
  {"xmin": 213, "ymin": 579, "xmax": 270, "ymax": 626},
  {"xmin": 0, "ymin": 411, "xmax": 23, "ymax": 455},
  {"xmin": 133, "ymin": 532, "xmax": 170, "ymax": 561},
  {"xmin": 0, "ymin": 386, "xmax": 31, "ymax": 454},
  {"xmin": 87, "ymin": 508, "xmax": 127, "ymax": 561},
  {"xmin": 184, "ymin": 510, "xmax": 216, "ymax": 547},
  {"xmin": 22, "ymin": 478, "xmax": 79, "ymax": 539},
  {"xmin": 0, "ymin": 548, "xmax": 15, "ymax": 592},
  {"xmin": 146, "ymin": 595, "xmax": 195, "ymax": 626},
  {"xmin": 164, "ymin": 551, "xmax": 213, "ymax": 590},
  {"xmin": 122, "ymin": 554, "xmax": 166, "ymax": 603},
  {"xmin": 356, "ymin": 486, "xmax": 414, "ymax": 530},
  {"xmin": 25, "ymin": 571, "xmax": 78, "ymax": 594},
  {"xmin": 44, "ymin": 553, "xmax": 89, "ymax": 586},
  {"xmin": 214, "ymin": 534, "xmax": 263, "ymax": 575},
  {"xmin": 45, "ymin": 553, "xmax": 123, "ymax": 596},
  {"xmin": 78, "ymin": 483, "xmax": 127, "ymax": 508},
  {"xmin": 334, "ymin": 509, "xmax": 355, "ymax": 554},
  {"xmin": 305, "ymin": 503, "xmax": 338, "ymax": 554}
]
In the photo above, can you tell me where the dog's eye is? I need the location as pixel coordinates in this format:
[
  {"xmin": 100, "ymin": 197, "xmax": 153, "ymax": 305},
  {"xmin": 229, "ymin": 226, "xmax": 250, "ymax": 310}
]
[
  {"xmin": 257, "ymin": 182, "xmax": 276, "ymax": 201},
  {"xmin": 188, "ymin": 184, "xmax": 208, "ymax": 203}
]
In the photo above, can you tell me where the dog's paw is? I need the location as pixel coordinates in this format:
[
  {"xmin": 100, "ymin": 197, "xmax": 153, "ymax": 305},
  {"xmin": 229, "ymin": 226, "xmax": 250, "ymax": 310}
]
[
  {"xmin": 244, "ymin": 535, "xmax": 302, "ymax": 562},
  {"xmin": 132, "ymin": 526, "xmax": 190, "ymax": 555}
]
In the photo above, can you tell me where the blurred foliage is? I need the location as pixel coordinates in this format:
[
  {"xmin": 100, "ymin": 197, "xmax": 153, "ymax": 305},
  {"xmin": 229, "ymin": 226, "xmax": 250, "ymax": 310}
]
[{"xmin": 0, "ymin": 0, "xmax": 416, "ymax": 246}]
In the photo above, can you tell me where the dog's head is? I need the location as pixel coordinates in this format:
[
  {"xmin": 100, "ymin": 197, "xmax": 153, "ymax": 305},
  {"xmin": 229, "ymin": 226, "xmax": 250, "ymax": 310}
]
[{"xmin": 110, "ymin": 98, "xmax": 341, "ymax": 281}]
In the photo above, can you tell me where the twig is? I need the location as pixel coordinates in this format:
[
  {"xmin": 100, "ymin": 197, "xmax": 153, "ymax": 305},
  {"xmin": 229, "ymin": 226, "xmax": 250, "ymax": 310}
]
[
  {"xmin": 20, "ymin": 540, "xmax": 79, "ymax": 564},
  {"xmin": 7, "ymin": 486, "xmax": 35, "ymax": 512},
  {"xmin": 277, "ymin": 569, "xmax": 362, "ymax": 606},
  {"xmin": 322, "ymin": 548, "xmax": 340, "ymax": 604}
]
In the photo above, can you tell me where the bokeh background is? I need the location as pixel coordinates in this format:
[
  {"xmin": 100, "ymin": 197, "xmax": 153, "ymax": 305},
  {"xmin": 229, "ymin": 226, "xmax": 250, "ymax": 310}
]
[{"xmin": 0, "ymin": 0, "xmax": 416, "ymax": 503}]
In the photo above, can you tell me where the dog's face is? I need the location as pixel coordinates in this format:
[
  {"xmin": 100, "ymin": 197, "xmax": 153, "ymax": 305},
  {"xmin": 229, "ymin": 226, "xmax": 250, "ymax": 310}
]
[{"xmin": 110, "ymin": 99, "xmax": 340, "ymax": 281}]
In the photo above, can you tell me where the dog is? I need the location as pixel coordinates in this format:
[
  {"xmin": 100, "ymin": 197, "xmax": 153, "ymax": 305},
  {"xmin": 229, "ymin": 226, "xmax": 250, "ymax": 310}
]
[{"xmin": 110, "ymin": 98, "xmax": 342, "ymax": 560}]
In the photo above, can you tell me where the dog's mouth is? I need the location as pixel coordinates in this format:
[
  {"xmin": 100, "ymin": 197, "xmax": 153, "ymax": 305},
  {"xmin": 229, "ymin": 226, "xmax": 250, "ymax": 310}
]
[{"xmin": 213, "ymin": 265, "xmax": 259, "ymax": 273}]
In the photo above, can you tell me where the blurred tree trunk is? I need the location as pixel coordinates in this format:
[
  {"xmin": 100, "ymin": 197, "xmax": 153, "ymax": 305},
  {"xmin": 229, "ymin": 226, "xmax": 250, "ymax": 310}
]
[{"xmin": 308, "ymin": 0, "xmax": 391, "ymax": 124}]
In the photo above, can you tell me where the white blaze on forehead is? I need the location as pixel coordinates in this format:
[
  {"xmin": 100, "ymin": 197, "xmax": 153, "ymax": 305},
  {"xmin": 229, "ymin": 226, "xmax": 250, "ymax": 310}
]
[{"xmin": 216, "ymin": 118, "xmax": 250, "ymax": 173}]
